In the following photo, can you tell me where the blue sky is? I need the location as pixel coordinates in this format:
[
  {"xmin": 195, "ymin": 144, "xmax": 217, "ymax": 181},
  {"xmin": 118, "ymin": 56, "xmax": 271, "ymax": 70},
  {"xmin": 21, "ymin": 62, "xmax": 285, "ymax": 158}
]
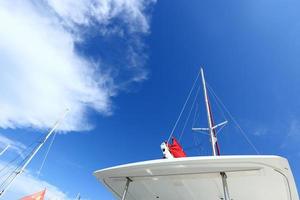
[{"xmin": 0, "ymin": 0, "xmax": 300, "ymax": 199}]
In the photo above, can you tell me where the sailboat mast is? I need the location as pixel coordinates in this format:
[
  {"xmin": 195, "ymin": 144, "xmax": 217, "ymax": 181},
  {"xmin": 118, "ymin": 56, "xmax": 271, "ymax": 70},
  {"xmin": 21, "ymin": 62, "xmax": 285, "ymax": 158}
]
[
  {"xmin": 200, "ymin": 68, "xmax": 218, "ymax": 156},
  {"xmin": 0, "ymin": 109, "xmax": 69, "ymax": 198},
  {"xmin": 200, "ymin": 68, "xmax": 231, "ymax": 200}
]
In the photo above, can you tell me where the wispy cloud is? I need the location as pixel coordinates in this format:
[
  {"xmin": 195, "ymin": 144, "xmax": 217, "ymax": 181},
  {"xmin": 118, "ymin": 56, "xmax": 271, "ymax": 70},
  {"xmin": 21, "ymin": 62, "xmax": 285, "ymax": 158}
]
[
  {"xmin": 0, "ymin": 0, "xmax": 155, "ymax": 131},
  {"xmin": 280, "ymin": 119, "xmax": 300, "ymax": 152},
  {"xmin": 252, "ymin": 127, "xmax": 268, "ymax": 136},
  {"xmin": 47, "ymin": 0, "xmax": 153, "ymax": 33}
]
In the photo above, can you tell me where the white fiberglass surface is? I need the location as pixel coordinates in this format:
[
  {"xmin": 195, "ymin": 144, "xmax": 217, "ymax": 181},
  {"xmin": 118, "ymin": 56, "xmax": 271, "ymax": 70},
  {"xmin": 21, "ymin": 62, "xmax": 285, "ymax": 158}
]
[{"xmin": 105, "ymin": 168, "xmax": 290, "ymax": 200}]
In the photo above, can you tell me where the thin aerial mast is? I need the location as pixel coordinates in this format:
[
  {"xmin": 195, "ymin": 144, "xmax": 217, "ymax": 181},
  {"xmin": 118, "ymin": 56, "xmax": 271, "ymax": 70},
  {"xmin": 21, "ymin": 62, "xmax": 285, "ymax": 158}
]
[{"xmin": 0, "ymin": 109, "xmax": 69, "ymax": 198}]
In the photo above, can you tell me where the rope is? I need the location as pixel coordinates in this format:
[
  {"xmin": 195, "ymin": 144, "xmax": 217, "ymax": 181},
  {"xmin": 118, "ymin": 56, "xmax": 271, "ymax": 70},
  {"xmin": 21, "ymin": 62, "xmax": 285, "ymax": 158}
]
[
  {"xmin": 167, "ymin": 70, "xmax": 200, "ymax": 143},
  {"xmin": 179, "ymin": 84, "xmax": 201, "ymax": 141},
  {"xmin": 37, "ymin": 131, "xmax": 57, "ymax": 178},
  {"xmin": 206, "ymin": 83, "xmax": 260, "ymax": 155}
]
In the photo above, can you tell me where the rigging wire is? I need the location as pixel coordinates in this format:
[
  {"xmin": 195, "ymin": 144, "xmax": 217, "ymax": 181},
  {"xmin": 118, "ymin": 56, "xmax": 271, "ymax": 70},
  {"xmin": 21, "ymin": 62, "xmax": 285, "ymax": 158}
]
[
  {"xmin": 192, "ymin": 104, "xmax": 199, "ymax": 128},
  {"xmin": 190, "ymin": 101, "xmax": 212, "ymax": 155},
  {"xmin": 0, "ymin": 151, "xmax": 30, "ymax": 177},
  {"xmin": 167, "ymin": 70, "xmax": 200, "ymax": 143},
  {"xmin": 206, "ymin": 83, "xmax": 260, "ymax": 155},
  {"xmin": 179, "ymin": 84, "xmax": 201, "ymax": 142},
  {"xmin": 193, "ymin": 133, "xmax": 204, "ymax": 155},
  {"xmin": 0, "ymin": 144, "xmax": 39, "ymax": 192},
  {"xmin": 0, "ymin": 129, "xmax": 56, "ymax": 191},
  {"xmin": 215, "ymin": 124, "xmax": 226, "ymax": 135},
  {"xmin": 37, "ymin": 131, "xmax": 57, "ymax": 178},
  {"xmin": 191, "ymin": 104, "xmax": 207, "ymax": 154},
  {"xmin": 206, "ymin": 84, "xmax": 228, "ymax": 123},
  {"xmin": 0, "ymin": 140, "xmax": 37, "ymax": 174},
  {"xmin": 0, "ymin": 144, "xmax": 36, "ymax": 190},
  {"xmin": 0, "ymin": 109, "xmax": 68, "ymax": 196},
  {"xmin": 0, "ymin": 133, "xmax": 48, "ymax": 192},
  {"xmin": 0, "ymin": 132, "xmax": 53, "ymax": 193},
  {"xmin": 191, "ymin": 103, "xmax": 210, "ymax": 136},
  {"xmin": 205, "ymin": 85, "xmax": 228, "ymax": 136}
]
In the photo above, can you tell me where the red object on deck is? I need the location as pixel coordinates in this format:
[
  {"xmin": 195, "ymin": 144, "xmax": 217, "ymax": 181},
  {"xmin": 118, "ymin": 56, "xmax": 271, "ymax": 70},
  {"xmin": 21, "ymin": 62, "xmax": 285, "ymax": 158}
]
[{"xmin": 167, "ymin": 138, "xmax": 187, "ymax": 158}]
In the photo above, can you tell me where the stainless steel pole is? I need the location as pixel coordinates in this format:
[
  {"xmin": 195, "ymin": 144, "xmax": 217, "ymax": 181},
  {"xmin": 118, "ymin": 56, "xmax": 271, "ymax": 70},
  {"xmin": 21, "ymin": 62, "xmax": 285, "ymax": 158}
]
[{"xmin": 121, "ymin": 178, "xmax": 131, "ymax": 200}]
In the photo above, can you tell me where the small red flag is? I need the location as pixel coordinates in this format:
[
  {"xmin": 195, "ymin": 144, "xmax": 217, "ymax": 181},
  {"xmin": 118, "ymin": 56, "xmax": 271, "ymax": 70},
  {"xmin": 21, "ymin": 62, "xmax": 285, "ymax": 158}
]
[{"xmin": 20, "ymin": 189, "xmax": 46, "ymax": 200}]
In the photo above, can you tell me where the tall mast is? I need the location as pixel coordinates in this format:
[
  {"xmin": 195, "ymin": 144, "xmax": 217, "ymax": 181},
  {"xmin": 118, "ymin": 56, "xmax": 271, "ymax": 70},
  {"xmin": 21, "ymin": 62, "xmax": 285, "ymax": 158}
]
[
  {"xmin": 0, "ymin": 109, "xmax": 69, "ymax": 198},
  {"xmin": 191, "ymin": 68, "xmax": 230, "ymax": 199},
  {"xmin": 199, "ymin": 68, "xmax": 230, "ymax": 200},
  {"xmin": 193, "ymin": 68, "xmax": 226, "ymax": 155},
  {"xmin": 200, "ymin": 68, "xmax": 219, "ymax": 156}
]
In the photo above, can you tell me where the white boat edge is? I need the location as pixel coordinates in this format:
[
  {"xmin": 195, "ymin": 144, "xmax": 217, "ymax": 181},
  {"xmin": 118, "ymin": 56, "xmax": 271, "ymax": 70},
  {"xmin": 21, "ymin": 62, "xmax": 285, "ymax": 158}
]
[{"xmin": 94, "ymin": 155, "xmax": 299, "ymax": 200}]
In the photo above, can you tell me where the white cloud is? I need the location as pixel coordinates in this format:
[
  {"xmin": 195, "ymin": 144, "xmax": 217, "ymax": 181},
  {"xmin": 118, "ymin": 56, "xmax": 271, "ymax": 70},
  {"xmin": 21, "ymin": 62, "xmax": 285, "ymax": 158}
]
[
  {"xmin": 47, "ymin": 0, "xmax": 152, "ymax": 33},
  {"xmin": 0, "ymin": 0, "xmax": 155, "ymax": 131},
  {"xmin": 0, "ymin": 162, "xmax": 72, "ymax": 200}
]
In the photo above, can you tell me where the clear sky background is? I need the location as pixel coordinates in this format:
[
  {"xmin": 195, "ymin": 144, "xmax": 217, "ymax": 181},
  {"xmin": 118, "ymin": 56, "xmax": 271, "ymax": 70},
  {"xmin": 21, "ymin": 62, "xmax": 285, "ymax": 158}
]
[{"xmin": 0, "ymin": 0, "xmax": 300, "ymax": 199}]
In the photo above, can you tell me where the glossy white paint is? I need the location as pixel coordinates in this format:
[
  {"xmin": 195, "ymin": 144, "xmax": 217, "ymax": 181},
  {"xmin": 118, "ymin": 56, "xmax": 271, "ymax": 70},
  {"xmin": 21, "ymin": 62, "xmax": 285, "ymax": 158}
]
[{"xmin": 94, "ymin": 155, "xmax": 299, "ymax": 200}]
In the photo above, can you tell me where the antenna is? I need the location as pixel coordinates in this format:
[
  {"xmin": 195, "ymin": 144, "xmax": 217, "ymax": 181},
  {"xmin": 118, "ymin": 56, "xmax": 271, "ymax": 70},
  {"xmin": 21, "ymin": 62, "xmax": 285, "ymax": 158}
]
[{"xmin": 0, "ymin": 109, "xmax": 69, "ymax": 198}]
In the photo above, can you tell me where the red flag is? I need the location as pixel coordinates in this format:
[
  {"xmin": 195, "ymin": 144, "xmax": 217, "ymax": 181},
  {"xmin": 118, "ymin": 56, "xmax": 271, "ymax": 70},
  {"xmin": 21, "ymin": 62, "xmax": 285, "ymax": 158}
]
[
  {"xmin": 167, "ymin": 137, "xmax": 187, "ymax": 158},
  {"xmin": 20, "ymin": 189, "xmax": 46, "ymax": 200}
]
